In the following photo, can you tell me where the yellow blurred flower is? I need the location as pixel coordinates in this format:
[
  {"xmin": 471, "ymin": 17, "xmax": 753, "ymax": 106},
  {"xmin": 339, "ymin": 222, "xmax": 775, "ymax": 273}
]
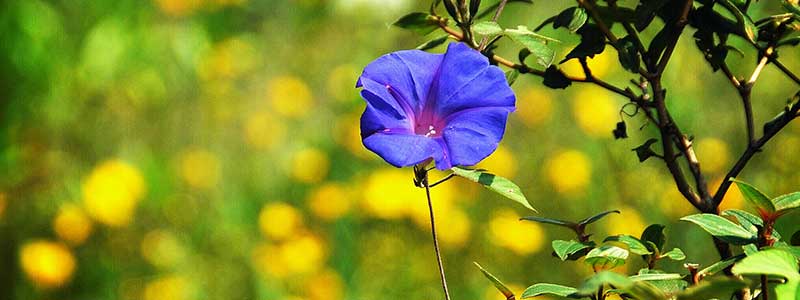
[
  {"xmin": 82, "ymin": 159, "xmax": 146, "ymax": 227},
  {"xmin": 484, "ymin": 282, "xmax": 524, "ymax": 300},
  {"xmin": 334, "ymin": 113, "xmax": 373, "ymax": 159},
  {"xmin": 489, "ymin": 209, "xmax": 546, "ymax": 255},
  {"xmin": 694, "ymin": 138, "xmax": 730, "ymax": 174},
  {"xmin": 434, "ymin": 208, "xmax": 471, "ymax": 248},
  {"xmin": 572, "ymin": 88, "xmax": 619, "ymax": 138},
  {"xmin": 291, "ymin": 148, "xmax": 330, "ymax": 183},
  {"xmin": 243, "ymin": 111, "xmax": 286, "ymax": 150},
  {"xmin": 306, "ymin": 269, "xmax": 345, "ymax": 300},
  {"xmin": 144, "ymin": 275, "xmax": 191, "ymax": 300},
  {"xmin": 140, "ymin": 229, "xmax": 186, "ymax": 268},
  {"xmin": 545, "ymin": 150, "xmax": 592, "ymax": 196},
  {"xmin": 560, "ymin": 52, "xmax": 615, "ymax": 79},
  {"xmin": 308, "ymin": 183, "xmax": 351, "ymax": 221},
  {"xmin": 0, "ymin": 192, "xmax": 6, "ymax": 220},
  {"xmin": 603, "ymin": 206, "xmax": 647, "ymax": 236},
  {"xmin": 327, "ymin": 64, "xmax": 360, "ymax": 102},
  {"xmin": 179, "ymin": 149, "xmax": 220, "ymax": 189},
  {"xmin": 19, "ymin": 240, "xmax": 76, "ymax": 289},
  {"xmin": 259, "ymin": 202, "xmax": 303, "ymax": 241},
  {"xmin": 658, "ymin": 188, "xmax": 696, "ymax": 218},
  {"xmin": 53, "ymin": 204, "xmax": 93, "ymax": 246},
  {"xmin": 154, "ymin": 0, "xmax": 202, "ymax": 16},
  {"xmin": 268, "ymin": 76, "xmax": 313, "ymax": 118},
  {"xmin": 515, "ymin": 87, "xmax": 553, "ymax": 127},
  {"xmin": 477, "ymin": 145, "xmax": 517, "ymax": 178},
  {"xmin": 362, "ymin": 168, "xmax": 455, "ymax": 221},
  {"xmin": 197, "ymin": 36, "xmax": 258, "ymax": 80},
  {"xmin": 253, "ymin": 234, "xmax": 327, "ymax": 278}
]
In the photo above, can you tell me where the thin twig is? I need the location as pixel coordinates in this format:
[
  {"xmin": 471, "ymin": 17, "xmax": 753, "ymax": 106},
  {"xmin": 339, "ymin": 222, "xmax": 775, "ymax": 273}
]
[
  {"xmin": 478, "ymin": 0, "xmax": 509, "ymax": 50},
  {"xmin": 424, "ymin": 171, "xmax": 451, "ymax": 300},
  {"xmin": 770, "ymin": 57, "xmax": 800, "ymax": 85}
]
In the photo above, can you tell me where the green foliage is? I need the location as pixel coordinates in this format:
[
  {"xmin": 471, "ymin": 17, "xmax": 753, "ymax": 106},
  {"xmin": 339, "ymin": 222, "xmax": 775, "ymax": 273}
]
[
  {"xmin": 552, "ymin": 239, "xmax": 591, "ymax": 261},
  {"xmin": 681, "ymin": 213, "xmax": 757, "ymax": 245},
  {"xmin": 393, "ymin": 12, "xmax": 440, "ymax": 35},
  {"xmin": 520, "ymin": 283, "xmax": 577, "ymax": 299},
  {"xmin": 732, "ymin": 179, "xmax": 776, "ymax": 215},
  {"xmin": 474, "ymin": 262, "xmax": 515, "ymax": 300},
  {"xmin": 504, "ymin": 26, "xmax": 557, "ymax": 68},
  {"xmin": 451, "ymin": 167, "xmax": 534, "ymax": 211},
  {"xmin": 584, "ymin": 245, "xmax": 629, "ymax": 270}
]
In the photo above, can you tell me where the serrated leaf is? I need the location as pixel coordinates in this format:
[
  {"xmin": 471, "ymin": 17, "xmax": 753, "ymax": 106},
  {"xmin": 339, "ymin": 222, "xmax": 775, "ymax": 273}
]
[
  {"xmin": 732, "ymin": 179, "xmax": 776, "ymax": 215},
  {"xmin": 416, "ymin": 35, "xmax": 449, "ymax": 51},
  {"xmin": 505, "ymin": 26, "xmax": 557, "ymax": 68},
  {"xmin": 697, "ymin": 254, "xmax": 745, "ymax": 278},
  {"xmin": 773, "ymin": 192, "xmax": 800, "ymax": 213},
  {"xmin": 661, "ymin": 248, "xmax": 686, "ymax": 261},
  {"xmin": 681, "ymin": 214, "xmax": 757, "ymax": 245},
  {"xmin": 393, "ymin": 12, "xmax": 439, "ymax": 35},
  {"xmin": 473, "ymin": 20, "xmax": 503, "ymax": 36},
  {"xmin": 675, "ymin": 277, "xmax": 748, "ymax": 300},
  {"xmin": 553, "ymin": 7, "xmax": 587, "ymax": 33},
  {"xmin": 732, "ymin": 249, "xmax": 800, "ymax": 280},
  {"xmin": 552, "ymin": 240, "xmax": 590, "ymax": 261},
  {"xmin": 542, "ymin": 66, "xmax": 571, "ymax": 89},
  {"xmin": 578, "ymin": 210, "xmax": 620, "ymax": 227},
  {"xmin": 585, "ymin": 245, "xmax": 629, "ymax": 270},
  {"xmin": 641, "ymin": 224, "xmax": 667, "ymax": 252},
  {"xmin": 521, "ymin": 283, "xmax": 578, "ymax": 299},
  {"xmin": 605, "ymin": 235, "xmax": 652, "ymax": 255},
  {"xmin": 474, "ymin": 262, "xmax": 515, "ymax": 300},
  {"xmin": 451, "ymin": 167, "xmax": 535, "ymax": 211}
]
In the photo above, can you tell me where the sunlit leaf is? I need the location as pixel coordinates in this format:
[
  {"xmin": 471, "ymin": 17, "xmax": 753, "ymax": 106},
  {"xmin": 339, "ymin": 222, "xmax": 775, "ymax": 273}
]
[
  {"xmin": 675, "ymin": 277, "xmax": 748, "ymax": 300},
  {"xmin": 773, "ymin": 192, "xmax": 800, "ymax": 213},
  {"xmin": 553, "ymin": 7, "xmax": 587, "ymax": 33},
  {"xmin": 473, "ymin": 20, "xmax": 503, "ymax": 36},
  {"xmin": 604, "ymin": 235, "xmax": 652, "ymax": 255},
  {"xmin": 521, "ymin": 283, "xmax": 577, "ymax": 299},
  {"xmin": 732, "ymin": 179, "xmax": 776, "ymax": 215},
  {"xmin": 585, "ymin": 245, "xmax": 629, "ymax": 270},
  {"xmin": 681, "ymin": 214, "xmax": 757, "ymax": 245},
  {"xmin": 474, "ymin": 262, "xmax": 515, "ymax": 300},
  {"xmin": 660, "ymin": 248, "xmax": 686, "ymax": 261},
  {"xmin": 552, "ymin": 239, "xmax": 591, "ymax": 261},
  {"xmin": 451, "ymin": 167, "xmax": 535, "ymax": 211}
]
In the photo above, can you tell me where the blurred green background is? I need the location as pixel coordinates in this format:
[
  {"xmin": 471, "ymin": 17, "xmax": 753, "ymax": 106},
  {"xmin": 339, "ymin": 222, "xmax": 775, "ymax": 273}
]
[{"xmin": 0, "ymin": 0, "xmax": 798, "ymax": 299}]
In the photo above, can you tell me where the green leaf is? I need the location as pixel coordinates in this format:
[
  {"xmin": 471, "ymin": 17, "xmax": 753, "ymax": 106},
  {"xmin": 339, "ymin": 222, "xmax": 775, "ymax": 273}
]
[
  {"xmin": 521, "ymin": 283, "xmax": 578, "ymax": 299},
  {"xmin": 474, "ymin": 262, "xmax": 515, "ymax": 300},
  {"xmin": 633, "ymin": 0, "xmax": 669, "ymax": 31},
  {"xmin": 393, "ymin": 12, "xmax": 439, "ymax": 35},
  {"xmin": 562, "ymin": 24, "xmax": 606, "ymax": 62},
  {"xmin": 585, "ymin": 245, "xmax": 629, "ymax": 270},
  {"xmin": 629, "ymin": 273, "xmax": 683, "ymax": 281},
  {"xmin": 552, "ymin": 240, "xmax": 590, "ymax": 261},
  {"xmin": 697, "ymin": 254, "xmax": 745, "ymax": 278},
  {"xmin": 732, "ymin": 179, "xmax": 776, "ymax": 215},
  {"xmin": 505, "ymin": 69, "xmax": 519, "ymax": 85},
  {"xmin": 577, "ymin": 271, "xmax": 668, "ymax": 300},
  {"xmin": 641, "ymin": 224, "xmax": 667, "ymax": 252},
  {"xmin": 553, "ymin": 7, "xmax": 587, "ymax": 33},
  {"xmin": 475, "ymin": 0, "xmax": 533, "ymax": 19},
  {"xmin": 451, "ymin": 167, "xmax": 535, "ymax": 211},
  {"xmin": 681, "ymin": 214, "xmax": 757, "ymax": 245},
  {"xmin": 773, "ymin": 192, "xmax": 800, "ymax": 213},
  {"xmin": 521, "ymin": 216, "xmax": 576, "ymax": 228},
  {"xmin": 792, "ymin": 231, "xmax": 800, "ymax": 246},
  {"xmin": 661, "ymin": 248, "xmax": 686, "ymax": 261},
  {"xmin": 604, "ymin": 235, "xmax": 652, "ymax": 255},
  {"xmin": 504, "ymin": 26, "xmax": 557, "ymax": 68},
  {"xmin": 542, "ymin": 66, "xmax": 571, "ymax": 89},
  {"xmin": 784, "ymin": 0, "xmax": 800, "ymax": 17},
  {"xmin": 719, "ymin": 0, "xmax": 758, "ymax": 43},
  {"xmin": 578, "ymin": 210, "xmax": 620, "ymax": 227},
  {"xmin": 732, "ymin": 248, "xmax": 800, "ymax": 280},
  {"xmin": 632, "ymin": 138, "xmax": 659, "ymax": 163},
  {"xmin": 472, "ymin": 20, "xmax": 503, "ymax": 36},
  {"xmin": 416, "ymin": 35, "xmax": 449, "ymax": 51},
  {"xmin": 722, "ymin": 209, "xmax": 762, "ymax": 234},
  {"xmin": 675, "ymin": 277, "xmax": 748, "ymax": 300},
  {"xmin": 617, "ymin": 35, "xmax": 640, "ymax": 73}
]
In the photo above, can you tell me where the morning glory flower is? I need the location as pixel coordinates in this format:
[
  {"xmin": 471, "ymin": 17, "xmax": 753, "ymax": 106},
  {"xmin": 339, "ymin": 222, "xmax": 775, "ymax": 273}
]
[{"xmin": 356, "ymin": 42, "xmax": 516, "ymax": 170}]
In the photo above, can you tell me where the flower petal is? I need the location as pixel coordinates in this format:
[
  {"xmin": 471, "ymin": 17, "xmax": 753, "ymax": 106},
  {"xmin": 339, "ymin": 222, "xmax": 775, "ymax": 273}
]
[
  {"xmin": 359, "ymin": 78, "xmax": 414, "ymax": 137},
  {"xmin": 363, "ymin": 132, "xmax": 444, "ymax": 168},
  {"xmin": 434, "ymin": 43, "xmax": 515, "ymax": 118},
  {"xmin": 358, "ymin": 50, "xmax": 443, "ymax": 115},
  {"xmin": 441, "ymin": 107, "xmax": 513, "ymax": 167}
]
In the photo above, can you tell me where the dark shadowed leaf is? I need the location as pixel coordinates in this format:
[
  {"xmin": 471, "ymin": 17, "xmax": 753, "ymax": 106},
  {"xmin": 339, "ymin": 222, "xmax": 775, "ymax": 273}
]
[
  {"xmin": 641, "ymin": 224, "xmax": 666, "ymax": 252},
  {"xmin": 579, "ymin": 210, "xmax": 620, "ymax": 227},
  {"xmin": 675, "ymin": 277, "xmax": 748, "ymax": 300},
  {"xmin": 732, "ymin": 179, "xmax": 776, "ymax": 215},
  {"xmin": 553, "ymin": 7, "xmax": 587, "ymax": 33},
  {"xmin": 617, "ymin": 35, "xmax": 640, "ymax": 73},
  {"xmin": 634, "ymin": 0, "xmax": 669, "ymax": 31},
  {"xmin": 562, "ymin": 24, "xmax": 606, "ymax": 62},
  {"xmin": 521, "ymin": 283, "xmax": 578, "ymax": 299},
  {"xmin": 451, "ymin": 167, "xmax": 535, "ymax": 211},
  {"xmin": 613, "ymin": 121, "xmax": 628, "ymax": 139},
  {"xmin": 633, "ymin": 138, "xmax": 659, "ymax": 162},
  {"xmin": 792, "ymin": 231, "xmax": 800, "ymax": 246},
  {"xmin": 578, "ymin": 271, "xmax": 668, "ymax": 300},
  {"xmin": 505, "ymin": 69, "xmax": 520, "ymax": 85},
  {"xmin": 681, "ymin": 214, "xmax": 757, "ymax": 245},
  {"xmin": 416, "ymin": 35, "xmax": 449, "ymax": 51},
  {"xmin": 521, "ymin": 216, "xmax": 576, "ymax": 228},
  {"xmin": 474, "ymin": 262, "xmax": 515, "ymax": 300},
  {"xmin": 718, "ymin": 0, "xmax": 758, "ymax": 43},
  {"xmin": 393, "ymin": 12, "xmax": 439, "ymax": 35},
  {"xmin": 543, "ymin": 66, "xmax": 571, "ymax": 89}
]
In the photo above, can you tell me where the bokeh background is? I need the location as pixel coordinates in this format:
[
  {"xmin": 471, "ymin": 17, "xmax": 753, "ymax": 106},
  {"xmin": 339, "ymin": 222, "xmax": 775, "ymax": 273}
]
[{"xmin": 1, "ymin": 0, "xmax": 798, "ymax": 299}]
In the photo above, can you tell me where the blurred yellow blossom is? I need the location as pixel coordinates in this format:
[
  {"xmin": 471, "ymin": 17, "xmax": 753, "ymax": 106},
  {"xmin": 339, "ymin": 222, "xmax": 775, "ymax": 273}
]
[
  {"xmin": 335, "ymin": 113, "xmax": 373, "ymax": 159},
  {"xmin": 53, "ymin": 204, "xmax": 93, "ymax": 246},
  {"xmin": 243, "ymin": 111, "xmax": 286, "ymax": 150},
  {"xmin": 694, "ymin": 138, "xmax": 730, "ymax": 174},
  {"xmin": 82, "ymin": 159, "xmax": 146, "ymax": 227},
  {"xmin": 254, "ymin": 234, "xmax": 327, "ymax": 277},
  {"xmin": 198, "ymin": 37, "xmax": 258, "ymax": 80},
  {"xmin": 572, "ymin": 88, "xmax": 619, "ymax": 138},
  {"xmin": 291, "ymin": 148, "xmax": 331, "ymax": 183},
  {"xmin": 478, "ymin": 145, "xmax": 517, "ymax": 178},
  {"xmin": 307, "ymin": 183, "xmax": 351, "ymax": 221},
  {"xmin": 269, "ymin": 76, "xmax": 313, "ymax": 118},
  {"xmin": 144, "ymin": 275, "xmax": 191, "ymax": 300},
  {"xmin": 154, "ymin": 0, "xmax": 202, "ymax": 16},
  {"xmin": 327, "ymin": 64, "xmax": 360, "ymax": 102},
  {"xmin": 141, "ymin": 229, "xmax": 186, "ymax": 268},
  {"xmin": 433, "ymin": 208, "xmax": 471, "ymax": 248},
  {"xmin": 515, "ymin": 87, "xmax": 553, "ymax": 127},
  {"xmin": 658, "ymin": 188, "xmax": 696, "ymax": 218},
  {"xmin": 603, "ymin": 206, "xmax": 647, "ymax": 236},
  {"xmin": 545, "ymin": 150, "xmax": 592, "ymax": 196},
  {"xmin": 306, "ymin": 269, "xmax": 345, "ymax": 300},
  {"xmin": 179, "ymin": 149, "xmax": 220, "ymax": 189},
  {"xmin": 363, "ymin": 168, "xmax": 455, "ymax": 221},
  {"xmin": 489, "ymin": 208, "xmax": 546, "ymax": 255},
  {"xmin": 0, "ymin": 192, "xmax": 6, "ymax": 219},
  {"xmin": 20, "ymin": 240, "xmax": 76, "ymax": 288},
  {"xmin": 484, "ymin": 282, "xmax": 524, "ymax": 300},
  {"xmin": 259, "ymin": 202, "xmax": 303, "ymax": 241}
]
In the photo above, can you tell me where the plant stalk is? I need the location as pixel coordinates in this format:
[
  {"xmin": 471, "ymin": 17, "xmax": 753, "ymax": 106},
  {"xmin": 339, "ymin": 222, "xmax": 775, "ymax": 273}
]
[{"xmin": 424, "ymin": 171, "xmax": 452, "ymax": 300}]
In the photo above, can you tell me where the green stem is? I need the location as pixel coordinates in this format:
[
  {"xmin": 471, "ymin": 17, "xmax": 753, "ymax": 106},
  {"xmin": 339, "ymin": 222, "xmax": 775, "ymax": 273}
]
[{"xmin": 424, "ymin": 171, "xmax": 451, "ymax": 300}]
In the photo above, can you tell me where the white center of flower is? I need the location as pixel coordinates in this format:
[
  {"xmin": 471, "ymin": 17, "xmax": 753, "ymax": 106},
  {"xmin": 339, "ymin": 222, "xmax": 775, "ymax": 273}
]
[{"xmin": 424, "ymin": 125, "xmax": 437, "ymax": 137}]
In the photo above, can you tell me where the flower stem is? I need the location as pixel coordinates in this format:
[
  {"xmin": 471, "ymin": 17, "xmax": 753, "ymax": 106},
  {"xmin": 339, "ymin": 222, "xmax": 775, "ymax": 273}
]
[{"xmin": 423, "ymin": 171, "xmax": 451, "ymax": 300}]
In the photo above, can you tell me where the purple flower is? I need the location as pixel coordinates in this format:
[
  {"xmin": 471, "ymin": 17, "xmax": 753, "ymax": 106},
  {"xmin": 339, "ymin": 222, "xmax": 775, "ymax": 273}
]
[{"xmin": 356, "ymin": 42, "xmax": 516, "ymax": 170}]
